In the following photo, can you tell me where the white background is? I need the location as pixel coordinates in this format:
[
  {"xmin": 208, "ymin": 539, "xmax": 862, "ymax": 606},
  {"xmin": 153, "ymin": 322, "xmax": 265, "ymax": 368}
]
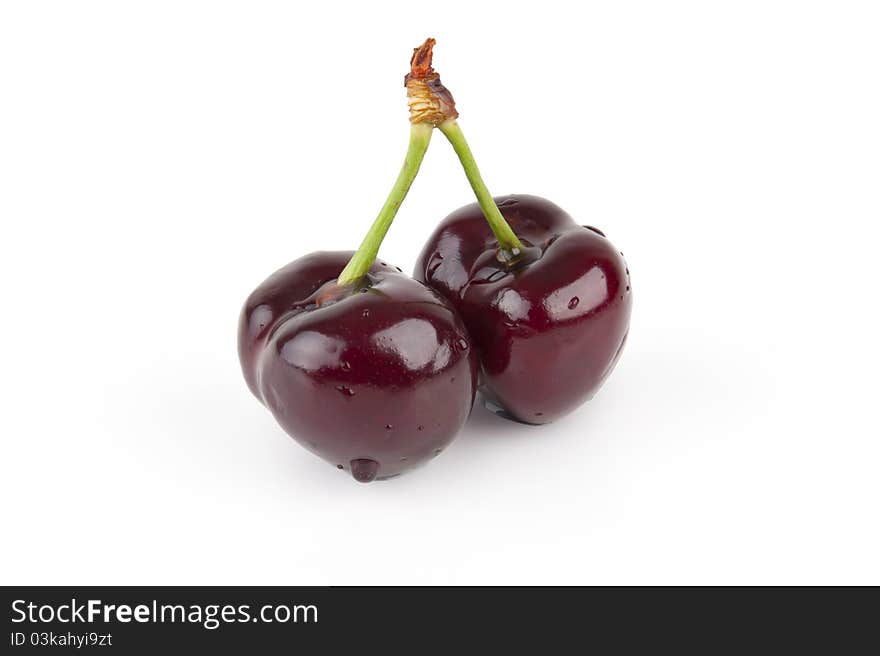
[{"xmin": 2, "ymin": 1, "xmax": 878, "ymax": 585}]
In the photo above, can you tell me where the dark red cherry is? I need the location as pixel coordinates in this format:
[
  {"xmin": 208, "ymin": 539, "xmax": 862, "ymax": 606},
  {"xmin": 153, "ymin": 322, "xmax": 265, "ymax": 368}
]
[
  {"xmin": 415, "ymin": 195, "xmax": 631, "ymax": 424},
  {"xmin": 239, "ymin": 251, "xmax": 478, "ymax": 481}
]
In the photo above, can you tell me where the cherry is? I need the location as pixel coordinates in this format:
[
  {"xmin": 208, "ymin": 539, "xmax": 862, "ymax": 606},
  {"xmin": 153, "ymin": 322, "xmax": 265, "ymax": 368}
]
[
  {"xmin": 239, "ymin": 252, "xmax": 476, "ymax": 481},
  {"xmin": 415, "ymin": 195, "xmax": 631, "ymax": 424},
  {"xmin": 408, "ymin": 41, "xmax": 632, "ymax": 424},
  {"xmin": 237, "ymin": 41, "xmax": 478, "ymax": 482}
]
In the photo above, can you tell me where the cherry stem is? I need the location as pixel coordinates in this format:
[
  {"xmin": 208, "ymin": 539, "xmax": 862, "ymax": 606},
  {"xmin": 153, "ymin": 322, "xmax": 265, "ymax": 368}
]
[
  {"xmin": 336, "ymin": 122, "xmax": 433, "ymax": 286},
  {"xmin": 439, "ymin": 119, "xmax": 523, "ymax": 257}
]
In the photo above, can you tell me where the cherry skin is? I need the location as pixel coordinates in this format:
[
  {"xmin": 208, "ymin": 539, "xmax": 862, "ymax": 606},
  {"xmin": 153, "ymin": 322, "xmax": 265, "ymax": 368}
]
[
  {"xmin": 238, "ymin": 251, "xmax": 478, "ymax": 482},
  {"xmin": 414, "ymin": 195, "xmax": 632, "ymax": 425}
]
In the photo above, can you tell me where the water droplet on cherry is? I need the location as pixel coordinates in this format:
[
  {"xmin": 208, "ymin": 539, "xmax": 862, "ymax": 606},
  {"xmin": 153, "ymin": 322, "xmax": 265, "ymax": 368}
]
[
  {"xmin": 568, "ymin": 297, "xmax": 579, "ymax": 309},
  {"xmin": 350, "ymin": 458, "xmax": 380, "ymax": 483}
]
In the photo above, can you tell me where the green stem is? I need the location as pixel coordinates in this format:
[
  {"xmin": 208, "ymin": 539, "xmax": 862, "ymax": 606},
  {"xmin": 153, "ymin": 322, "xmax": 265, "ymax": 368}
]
[
  {"xmin": 337, "ymin": 122, "xmax": 433, "ymax": 285},
  {"xmin": 439, "ymin": 119, "xmax": 523, "ymax": 255}
]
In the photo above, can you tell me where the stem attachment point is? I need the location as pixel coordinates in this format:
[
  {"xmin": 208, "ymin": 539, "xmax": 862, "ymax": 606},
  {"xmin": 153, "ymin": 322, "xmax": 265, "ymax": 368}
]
[{"xmin": 405, "ymin": 38, "xmax": 459, "ymax": 126}]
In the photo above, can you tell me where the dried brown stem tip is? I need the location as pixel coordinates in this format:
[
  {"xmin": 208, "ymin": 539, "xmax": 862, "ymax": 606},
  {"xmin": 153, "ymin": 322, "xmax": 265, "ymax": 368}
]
[
  {"xmin": 404, "ymin": 37, "xmax": 458, "ymax": 125},
  {"xmin": 409, "ymin": 38, "xmax": 438, "ymax": 79}
]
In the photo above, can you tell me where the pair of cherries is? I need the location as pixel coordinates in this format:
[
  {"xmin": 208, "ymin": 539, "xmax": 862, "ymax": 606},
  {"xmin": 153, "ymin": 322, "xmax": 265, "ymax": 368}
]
[{"xmin": 238, "ymin": 40, "xmax": 632, "ymax": 482}]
